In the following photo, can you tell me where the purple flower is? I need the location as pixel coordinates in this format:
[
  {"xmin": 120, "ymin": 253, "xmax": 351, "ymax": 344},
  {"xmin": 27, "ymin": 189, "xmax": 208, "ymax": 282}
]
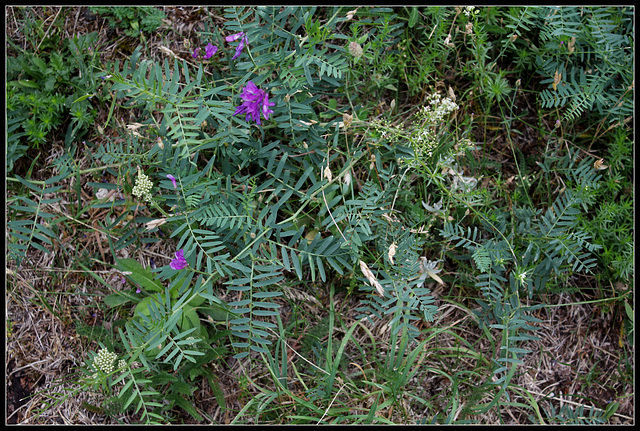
[
  {"xmin": 234, "ymin": 36, "xmax": 248, "ymax": 59},
  {"xmin": 204, "ymin": 43, "xmax": 218, "ymax": 59},
  {"xmin": 192, "ymin": 47, "xmax": 200, "ymax": 58},
  {"xmin": 261, "ymin": 92, "xmax": 274, "ymax": 119},
  {"xmin": 170, "ymin": 249, "xmax": 188, "ymax": 270},
  {"xmin": 233, "ymin": 81, "xmax": 275, "ymax": 125},
  {"xmin": 226, "ymin": 32, "xmax": 248, "ymax": 60},
  {"xmin": 136, "ymin": 287, "xmax": 141, "ymax": 294},
  {"xmin": 225, "ymin": 32, "xmax": 244, "ymax": 42},
  {"xmin": 166, "ymin": 174, "xmax": 177, "ymax": 189}
]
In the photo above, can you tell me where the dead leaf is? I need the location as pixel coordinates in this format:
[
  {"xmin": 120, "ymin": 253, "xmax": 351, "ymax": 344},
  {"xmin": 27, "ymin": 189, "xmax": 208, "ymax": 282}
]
[
  {"xmin": 552, "ymin": 70, "xmax": 562, "ymax": 91},
  {"xmin": 388, "ymin": 242, "xmax": 397, "ymax": 265}
]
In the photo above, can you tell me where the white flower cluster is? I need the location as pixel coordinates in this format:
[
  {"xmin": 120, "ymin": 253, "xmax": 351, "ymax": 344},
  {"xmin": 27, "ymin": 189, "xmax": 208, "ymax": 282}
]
[
  {"xmin": 516, "ymin": 269, "xmax": 529, "ymax": 284},
  {"xmin": 371, "ymin": 118, "xmax": 400, "ymax": 143},
  {"xmin": 403, "ymin": 92, "xmax": 460, "ymax": 160},
  {"xmin": 409, "ymin": 127, "xmax": 438, "ymax": 158},
  {"xmin": 420, "ymin": 92, "xmax": 459, "ymax": 124},
  {"xmin": 118, "ymin": 359, "xmax": 127, "ymax": 369},
  {"xmin": 132, "ymin": 168, "xmax": 153, "ymax": 202},
  {"xmin": 463, "ymin": 6, "xmax": 479, "ymax": 17},
  {"xmin": 94, "ymin": 348, "xmax": 118, "ymax": 374}
]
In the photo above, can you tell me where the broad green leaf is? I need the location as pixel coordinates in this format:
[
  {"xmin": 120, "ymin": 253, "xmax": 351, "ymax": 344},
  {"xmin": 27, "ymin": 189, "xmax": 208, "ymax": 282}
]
[
  {"xmin": 117, "ymin": 258, "xmax": 164, "ymax": 293},
  {"xmin": 290, "ymin": 250, "xmax": 302, "ymax": 279},
  {"xmin": 72, "ymin": 93, "xmax": 96, "ymax": 103},
  {"xmin": 180, "ymin": 305, "xmax": 202, "ymax": 334},
  {"xmin": 104, "ymin": 292, "xmax": 135, "ymax": 307},
  {"xmin": 16, "ymin": 79, "xmax": 40, "ymax": 89},
  {"xmin": 199, "ymin": 304, "xmax": 233, "ymax": 322}
]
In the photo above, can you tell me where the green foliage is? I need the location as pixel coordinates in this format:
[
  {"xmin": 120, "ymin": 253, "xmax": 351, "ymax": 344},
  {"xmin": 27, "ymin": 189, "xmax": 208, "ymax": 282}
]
[
  {"xmin": 433, "ymin": 6, "xmax": 632, "ymax": 126},
  {"xmin": 580, "ymin": 127, "xmax": 634, "ymax": 284},
  {"xmin": 342, "ymin": 7, "xmax": 410, "ymax": 107},
  {"xmin": 406, "ymin": 90, "xmax": 604, "ymax": 413},
  {"xmin": 432, "ymin": 144, "xmax": 603, "ymax": 393},
  {"xmin": 356, "ymin": 231, "xmax": 438, "ymax": 341},
  {"xmin": 534, "ymin": 7, "xmax": 633, "ymax": 124},
  {"xmin": 90, "ymin": 3, "xmax": 609, "ymax": 413},
  {"xmin": 51, "ymin": 7, "xmax": 434, "ymax": 422},
  {"xmin": 537, "ymin": 401, "xmax": 609, "ymax": 424},
  {"xmin": 6, "ymin": 31, "xmax": 103, "ymax": 172},
  {"xmin": 8, "ymin": 5, "xmax": 632, "ymax": 425},
  {"xmin": 90, "ymin": 6, "xmax": 166, "ymax": 38},
  {"xmin": 6, "ymin": 170, "xmax": 70, "ymax": 267}
]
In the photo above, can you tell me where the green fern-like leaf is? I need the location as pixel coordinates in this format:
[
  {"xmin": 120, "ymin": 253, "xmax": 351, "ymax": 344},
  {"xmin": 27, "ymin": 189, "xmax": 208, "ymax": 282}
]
[
  {"xmin": 472, "ymin": 247, "xmax": 493, "ymax": 273},
  {"xmin": 7, "ymin": 171, "xmax": 69, "ymax": 266},
  {"xmin": 226, "ymin": 260, "xmax": 283, "ymax": 358}
]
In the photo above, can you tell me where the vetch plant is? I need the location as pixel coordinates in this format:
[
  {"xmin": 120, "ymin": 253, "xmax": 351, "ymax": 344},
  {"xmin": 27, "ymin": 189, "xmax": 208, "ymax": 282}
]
[
  {"xmin": 8, "ymin": 6, "xmax": 631, "ymax": 425},
  {"xmin": 226, "ymin": 31, "xmax": 248, "ymax": 60},
  {"xmin": 192, "ymin": 42, "xmax": 218, "ymax": 59},
  {"xmin": 169, "ymin": 249, "xmax": 188, "ymax": 270},
  {"xmin": 89, "ymin": 7, "xmax": 443, "ymax": 383},
  {"xmin": 233, "ymin": 80, "xmax": 275, "ymax": 125},
  {"xmin": 166, "ymin": 174, "xmax": 178, "ymax": 189}
]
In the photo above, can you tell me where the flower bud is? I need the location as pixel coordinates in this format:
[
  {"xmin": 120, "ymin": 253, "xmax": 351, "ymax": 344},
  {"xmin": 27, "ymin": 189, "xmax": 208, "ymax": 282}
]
[{"xmin": 349, "ymin": 41, "xmax": 363, "ymax": 59}]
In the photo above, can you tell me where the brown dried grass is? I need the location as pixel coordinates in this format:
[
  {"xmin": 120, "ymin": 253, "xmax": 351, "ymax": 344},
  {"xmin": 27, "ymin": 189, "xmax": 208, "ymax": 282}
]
[{"xmin": 5, "ymin": 204, "xmax": 635, "ymax": 425}]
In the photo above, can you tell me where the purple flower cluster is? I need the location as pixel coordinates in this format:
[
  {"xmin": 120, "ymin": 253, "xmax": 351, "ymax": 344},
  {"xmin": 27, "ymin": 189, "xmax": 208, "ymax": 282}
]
[
  {"xmin": 233, "ymin": 81, "xmax": 275, "ymax": 126},
  {"xmin": 170, "ymin": 249, "xmax": 188, "ymax": 270}
]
